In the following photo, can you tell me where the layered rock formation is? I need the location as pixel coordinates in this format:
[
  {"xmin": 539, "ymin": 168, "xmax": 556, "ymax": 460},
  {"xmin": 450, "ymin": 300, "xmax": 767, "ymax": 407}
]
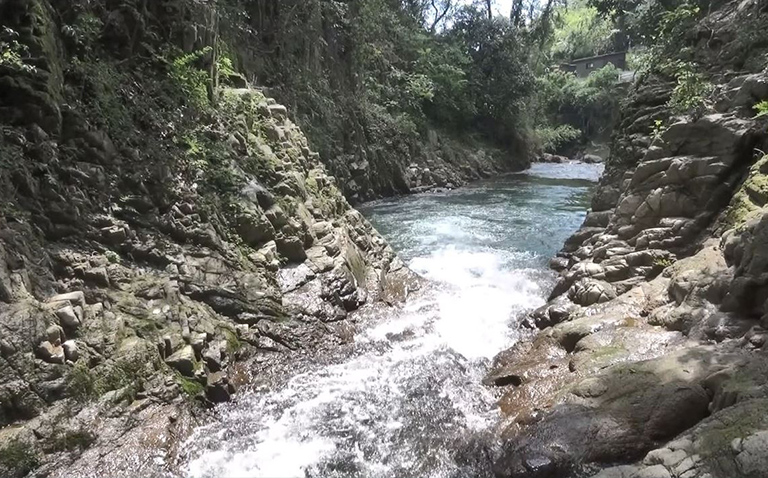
[
  {"xmin": 488, "ymin": 1, "xmax": 768, "ymax": 477},
  {"xmin": 332, "ymin": 128, "xmax": 528, "ymax": 204},
  {"xmin": 0, "ymin": 1, "xmax": 416, "ymax": 476}
]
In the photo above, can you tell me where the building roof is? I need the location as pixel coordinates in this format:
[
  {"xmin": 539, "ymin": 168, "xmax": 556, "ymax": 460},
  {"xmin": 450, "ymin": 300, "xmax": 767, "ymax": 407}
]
[{"xmin": 560, "ymin": 51, "xmax": 628, "ymax": 67}]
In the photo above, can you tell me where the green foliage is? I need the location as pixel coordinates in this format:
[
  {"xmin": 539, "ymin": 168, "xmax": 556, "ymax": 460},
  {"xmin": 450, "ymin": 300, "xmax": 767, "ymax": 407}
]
[
  {"xmin": 176, "ymin": 372, "xmax": 204, "ymax": 397},
  {"xmin": 668, "ymin": 63, "xmax": 711, "ymax": 117},
  {"xmin": 62, "ymin": 12, "xmax": 103, "ymax": 56},
  {"xmin": 0, "ymin": 27, "xmax": 36, "ymax": 73},
  {"xmin": 221, "ymin": 328, "xmax": 242, "ymax": 354},
  {"xmin": 66, "ymin": 361, "xmax": 97, "ymax": 401},
  {"xmin": 105, "ymin": 250, "xmax": 120, "ymax": 264},
  {"xmin": 588, "ymin": 0, "xmax": 704, "ymax": 49},
  {"xmin": 534, "ymin": 124, "xmax": 582, "ymax": 152},
  {"xmin": 753, "ymin": 100, "xmax": 768, "ymax": 118},
  {"xmin": 530, "ymin": 64, "xmax": 621, "ymax": 152},
  {"xmin": 551, "ymin": 0, "xmax": 615, "ymax": 61},
  {"xmin": 241, "ymin": 0, "xmax": 537, "ymax": 160},
  {"xmin": 0, "ymin": 440, "xmax": 39, "ymax": 477},
  {"xmin": 651, "ymin": 119, "xmax": 666, "ymax": 141},
  {"xmin": 67, "ymin": 59, "xmax": 133, "ymax": 139},
  {"xmin": 167, "ymin": 47, "xmax": 213, "ymax": 109},
  {"xmin": 447, "ymin": 6, "xmax": 535, "ymax": 143},
  {"xmin": 66, "ymin": 358, "xmax": 145, "ymax": 402},
  {"xmin": 653, "ymin": 256, "xmax": 675, "ymax": 268}
]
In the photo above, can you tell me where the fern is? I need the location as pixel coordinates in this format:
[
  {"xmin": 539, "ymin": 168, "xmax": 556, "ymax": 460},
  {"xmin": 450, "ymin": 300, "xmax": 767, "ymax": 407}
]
[{"xmin": 753, "ymin": 100, "xmax": 768, "ymax": 118}]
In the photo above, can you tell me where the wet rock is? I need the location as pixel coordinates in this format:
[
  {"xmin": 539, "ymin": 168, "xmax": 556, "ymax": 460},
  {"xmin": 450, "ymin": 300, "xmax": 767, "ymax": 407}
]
[
  {"xmin": 495, "ymin": 348, "xmax": 715, "ymax": 478},
  {"xmin": 548, "ymin": 256, "xmax": 570, "ymax": 272},
  {"xmin": 205, "ymin": 372, "xmax": 234, "ymax": 403},
  {"xmin": 264, "ymin": 205, "xmax": 289, "ymax": 229},
  {"xmin": 529, "ymin": 295, "xmax": 578, "ymax": 328},
  {"xmin": 538, "ymin": 153, "xmax": 568, "ymax": 163}
]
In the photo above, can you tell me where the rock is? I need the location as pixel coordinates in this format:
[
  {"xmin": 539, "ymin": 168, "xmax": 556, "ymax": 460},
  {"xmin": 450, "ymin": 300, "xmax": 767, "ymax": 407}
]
[
  {"xmin": 538, "ymin": 153, "xmax": 568, "ymax": 163},
  {"xmin": 267, "ymin": 104, "xmax": 288, "ymax": 120},
  {"xmin": 549, "ymin": 256, "xmax": 570, "ymax": 272},
  {"xmin": 277, "ymin": 263, "xmax": 316, "ymax": 293},
  {"xmin": 252, "ymin": 240, "xmax": 280, "ymax": 270},
  {"xmin": 264, "ymin": 205, "xmax": 289, "ymax": 228},
  {"xmin": 235, "ymin": 203, "xmax": 275, "ymax": 246},
  {"xmin": 48, "ymin": 291, "xmax": 85, "ymax": 308},
  {"xmin": 583, "ymin": 210, "xmax": 613, "ymax": 228},
  {"xmin": 190, "ymin": 333, "xmax": 207, "ymax": 353},
  {"xmin": 101, "ymin": 225, "xmax": 128, "ymax": 244},
  {"xmin": 62, "ymin": 340, "xmax": 79, "ymax": 362},
  {"xmin": 36, "ymin": 341, "xmax": 65, "ymax": 364},
  {"xmin": 568, "ymin": 278, "xmax": 617, "ymax": 306},
  {"xmin": 205, "ymin": 371, "xmax": 234, "ymax": 403},
  {"xmin": 276, "ymin": 233, "xmax": 307, "ymax": 262},
  {"xmin": 165, "ymin": 345, "xmax": 197, "ymax": 377},
  {"xmin": 55, "ymin": 305, "xmax": 81, "ymax": 330},
  {"xmin": 264, "ymin": 124, "xmax": 285, "ymax": 142},
  {"xmin": 311, "ymin": 221, "xmax": 333, "ymax": 239},
  {"xmin": 84, "ymin": 267, "xmax": 110, "ymax": 286},
  {"xmin": 202, "ymin": 342, "xmax": 225, "ymax": 372},
  {"xmin": 46, "ymin": 324, "xmax": 64, "ymax": 344},
  {"xmin": 581, "ymin": 154, "xmax": 603, "ymax": 163},
  {"xmin": 241, "ymin": 180, "xmax": 275, "ymax": 210}
]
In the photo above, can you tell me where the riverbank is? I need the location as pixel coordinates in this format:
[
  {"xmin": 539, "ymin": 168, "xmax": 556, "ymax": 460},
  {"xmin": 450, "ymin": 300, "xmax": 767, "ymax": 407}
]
[{"xmin": 486, "ymin": 1, "xmax": 768, "ymax": 475}]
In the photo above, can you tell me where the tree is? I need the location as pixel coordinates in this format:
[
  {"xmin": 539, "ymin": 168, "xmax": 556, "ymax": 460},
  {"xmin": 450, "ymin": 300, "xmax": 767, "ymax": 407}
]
[{"xmin": 428, "ymin": 0, "xmax": 454, "ymax": 31}]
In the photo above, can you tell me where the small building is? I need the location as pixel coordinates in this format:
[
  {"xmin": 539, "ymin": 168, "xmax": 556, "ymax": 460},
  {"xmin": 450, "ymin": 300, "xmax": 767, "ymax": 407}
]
[{"xmin": 559, "ymin": 51, "xmax": 628, "ymax": 78}]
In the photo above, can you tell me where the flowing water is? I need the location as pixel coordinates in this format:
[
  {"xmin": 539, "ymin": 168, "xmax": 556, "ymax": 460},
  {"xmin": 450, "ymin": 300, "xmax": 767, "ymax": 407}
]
[{"xmin": 183, "ymin": 163, "xmax": 603, "ymax": 478}]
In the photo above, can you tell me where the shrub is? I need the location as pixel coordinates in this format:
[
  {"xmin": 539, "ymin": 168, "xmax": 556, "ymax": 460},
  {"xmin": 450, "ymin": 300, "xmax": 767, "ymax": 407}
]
[
  {"xmin": 534, "ymin": 124, "xmax": 582, "ymax": 152},
  {"xmin": 0, "ymin": 440, "xmax": 39, "ymax": 478},
  {"xmin": 0, "ymin": 27, "xmax": 36, "ymax": 73},
  {"xmin": 668, "ymin": 65, "xmax": 712, "ymax": 118},
  {"xmin": 167, "ymin": 47, "xmax": 213, "ymax": 109}
]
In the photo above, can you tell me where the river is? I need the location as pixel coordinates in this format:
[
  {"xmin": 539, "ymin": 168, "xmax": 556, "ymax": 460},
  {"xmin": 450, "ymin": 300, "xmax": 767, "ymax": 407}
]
[{"xmin": 182, "ymin": 162, "xmax": 603, "ymax": 478}]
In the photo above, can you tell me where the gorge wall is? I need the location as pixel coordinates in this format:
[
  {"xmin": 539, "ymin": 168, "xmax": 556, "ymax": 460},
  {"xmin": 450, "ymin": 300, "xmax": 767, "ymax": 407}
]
[{"xmin": 487, "ymin": 1, "xmax": 768, "ymax": 477}]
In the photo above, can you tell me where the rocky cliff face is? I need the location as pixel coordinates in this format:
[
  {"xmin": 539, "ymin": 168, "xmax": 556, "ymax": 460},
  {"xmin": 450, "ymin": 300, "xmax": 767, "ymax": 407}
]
[
  {"xmin": 487, "ymin": 1, "xmax": 768, "ymax": 477},
  {"xmin": 330, "ymin": 128, "xmax": 526, "ymax": 204},
  {"xmin": 0, "ymin": 1, "xmax": 417, "ymax": 476}
]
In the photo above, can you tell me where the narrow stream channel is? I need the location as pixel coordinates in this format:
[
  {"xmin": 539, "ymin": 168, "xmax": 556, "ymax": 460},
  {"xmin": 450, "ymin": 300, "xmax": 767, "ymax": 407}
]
[{"xmin": 182, "ymin": 163, "xmax": 603, "ymax": 478}]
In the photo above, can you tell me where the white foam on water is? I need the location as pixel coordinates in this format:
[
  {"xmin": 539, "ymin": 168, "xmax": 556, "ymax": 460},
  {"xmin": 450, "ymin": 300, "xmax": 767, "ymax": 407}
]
[
  {"xmin": 181, "ymin": 182, "xmax": 579, "ymax": 478},
  {"xmin": 183, "ymin": 241, "xmax": 546, "ymax": 478},
  {"xmin": 410, "ymin": 245, "xmax": 545, "ymax": 359}
]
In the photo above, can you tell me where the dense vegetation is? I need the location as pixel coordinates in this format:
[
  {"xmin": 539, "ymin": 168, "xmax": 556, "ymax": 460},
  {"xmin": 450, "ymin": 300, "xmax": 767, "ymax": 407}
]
[{"xmin": 0, "ymin": 0, "xmax": 744, "ymax": 191}]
